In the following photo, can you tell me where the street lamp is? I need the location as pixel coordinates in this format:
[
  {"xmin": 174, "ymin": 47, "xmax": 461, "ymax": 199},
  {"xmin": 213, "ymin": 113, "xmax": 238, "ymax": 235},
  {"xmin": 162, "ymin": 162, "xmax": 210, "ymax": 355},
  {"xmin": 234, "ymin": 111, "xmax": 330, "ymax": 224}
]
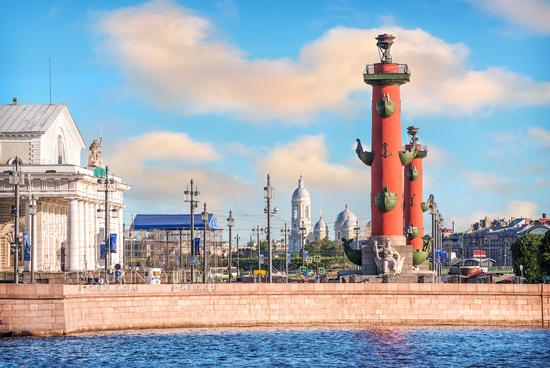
[
  {"xmin": 280, "ymin": 222, "xmax": 290, "ymax": 281},
  {"xmin": 252, "ymin": 225, "xmax": 264, "ymax": 274},
  {"xmin": 7, "ymin": 157, "xmax": 25, "ymax": 284},
  {"xmin": 184, "ymin": 179, "xmax": 200, "ymax": 283},
  {"xmin": 97, "ymin": 166, "xmax": 118, "ymax": 284},
  {"xmin": 299, "ymin": 220, "xmax": 306, "ymax": 266},
  {"xmin": 202, "ymin": 203, "xmax": 208, "ymax": 284},
  {"xmin": 264, "ymin": 174, "xmax": 277, "ymax": 283},
  {"xmin": 226, "ymin": 210, "xmax": 234, "ymax": 283},
  {"xmin": 235, "ymin": 234, "xmax": 241, "ymax": 280},
  {"xmin": 519, "ymin": 264, "xmax": 524, "ymax": 284}
]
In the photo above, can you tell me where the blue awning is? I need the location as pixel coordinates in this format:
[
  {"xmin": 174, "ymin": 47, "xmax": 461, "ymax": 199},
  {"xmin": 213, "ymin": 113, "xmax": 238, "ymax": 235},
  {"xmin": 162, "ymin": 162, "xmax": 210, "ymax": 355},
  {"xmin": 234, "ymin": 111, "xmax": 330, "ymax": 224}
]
[{"xmin": 132, "ymin": 214, "xmax": 219, "ymax": 230}]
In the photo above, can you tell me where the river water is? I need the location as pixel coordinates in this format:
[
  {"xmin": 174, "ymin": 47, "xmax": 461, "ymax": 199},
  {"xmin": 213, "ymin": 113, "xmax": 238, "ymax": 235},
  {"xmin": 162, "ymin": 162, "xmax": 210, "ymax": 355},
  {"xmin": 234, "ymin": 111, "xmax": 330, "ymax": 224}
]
[{"xmin": 1, "ymin": 327, "xmax": 549, "ymax": 367}]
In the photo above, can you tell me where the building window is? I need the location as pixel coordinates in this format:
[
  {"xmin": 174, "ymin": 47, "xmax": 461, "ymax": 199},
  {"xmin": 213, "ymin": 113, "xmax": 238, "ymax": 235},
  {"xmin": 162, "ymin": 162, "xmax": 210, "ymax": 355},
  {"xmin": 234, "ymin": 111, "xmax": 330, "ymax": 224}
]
[
  {"xmin": 293, "ymin": 206, "xmax": 297, "ymax": 219},
  {"xmin": 57, "ymin": 135, "xmax": 65, "ymax": 164}
]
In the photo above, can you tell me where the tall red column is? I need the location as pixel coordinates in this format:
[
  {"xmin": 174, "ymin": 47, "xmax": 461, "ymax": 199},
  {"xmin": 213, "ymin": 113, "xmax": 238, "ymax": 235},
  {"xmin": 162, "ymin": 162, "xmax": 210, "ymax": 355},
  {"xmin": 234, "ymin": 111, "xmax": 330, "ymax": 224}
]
[
  {"xmin": 403, "ymin": 126, "xmax": 427, "ymax": 251},
  {"xmin": 355, "ymin": 34, "xmax": 414, "ymax": 274},
  {"xmin": 362, "ymin": 34, "xmax": 410, "ymax": 237}
]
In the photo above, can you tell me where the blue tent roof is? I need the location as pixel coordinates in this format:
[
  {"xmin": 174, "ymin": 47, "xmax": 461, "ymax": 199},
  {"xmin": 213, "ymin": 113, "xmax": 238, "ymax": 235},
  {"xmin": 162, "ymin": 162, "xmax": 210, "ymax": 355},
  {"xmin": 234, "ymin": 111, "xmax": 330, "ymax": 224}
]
[{"xmin": 132, "ymin": 214, "xmax": 219, "ymax": 230}]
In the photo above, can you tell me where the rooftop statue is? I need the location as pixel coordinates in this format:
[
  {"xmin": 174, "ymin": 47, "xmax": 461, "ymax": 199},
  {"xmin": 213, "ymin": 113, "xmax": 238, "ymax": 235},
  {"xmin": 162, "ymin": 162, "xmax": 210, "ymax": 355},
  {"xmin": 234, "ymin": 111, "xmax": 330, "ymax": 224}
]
[{"xmin": 87, "ymin": 137, "xmax": 103, "ymax": 168}]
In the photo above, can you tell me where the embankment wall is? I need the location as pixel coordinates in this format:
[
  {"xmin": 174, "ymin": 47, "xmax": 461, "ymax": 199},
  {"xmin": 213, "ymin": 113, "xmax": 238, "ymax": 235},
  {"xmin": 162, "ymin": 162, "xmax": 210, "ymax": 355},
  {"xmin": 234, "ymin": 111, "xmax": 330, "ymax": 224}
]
[{"xmin": 1, "ymin": 283, "xmax": 548, "ymax": 336}]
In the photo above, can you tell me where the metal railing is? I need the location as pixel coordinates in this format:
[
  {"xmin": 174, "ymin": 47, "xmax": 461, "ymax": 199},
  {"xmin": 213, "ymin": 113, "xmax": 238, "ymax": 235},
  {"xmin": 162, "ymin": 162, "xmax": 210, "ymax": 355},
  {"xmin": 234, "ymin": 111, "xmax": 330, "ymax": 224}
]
[{"xmin": 364, "ymin": 63, "xmax": 410, "ymax": 75}]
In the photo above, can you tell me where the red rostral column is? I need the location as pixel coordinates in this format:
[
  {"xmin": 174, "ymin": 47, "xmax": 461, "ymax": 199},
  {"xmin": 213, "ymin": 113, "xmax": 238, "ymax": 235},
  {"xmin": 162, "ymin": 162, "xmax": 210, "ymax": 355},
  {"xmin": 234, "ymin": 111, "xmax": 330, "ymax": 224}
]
[
  {"xmin": 357, "ymin": 34, "xmax": 410, "ymax": 239},
  {"xmin": 403, "ymin": 126, "xmax": 428, "ymax": 251}
]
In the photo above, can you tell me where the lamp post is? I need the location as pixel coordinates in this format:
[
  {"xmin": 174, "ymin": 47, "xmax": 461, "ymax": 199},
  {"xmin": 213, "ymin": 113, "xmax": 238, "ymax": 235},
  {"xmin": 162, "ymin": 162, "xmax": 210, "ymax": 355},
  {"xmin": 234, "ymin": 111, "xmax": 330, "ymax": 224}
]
[
  {"xmin": 235, "ymin": 234, "xmax": 241, "ymax": 280},
  {"xmin": 428, "ymin": 194, "xmax": 438, "ymax": 281},
  {"xmin": 252, "ymin": 225, "xmax": 263, "ymax": 273},
  {"xmin": 202, "ymin": 203, "xmax": 208, "ymax": 284},
  {"xmin": 299, "ymin": 220, "xmax": 307, "ymax": 266},
  {"xmin": 226, "ymin": 210, "xmax": 234, "ymax": 283},
  {"xmin": 280, "ymin": 222, "xmax": 290, "ymax": 281},
  {"xmin": 263, "ymin": 174, "xmax": 277, "ymax": 283},
  {"xmin": 97, "ymin": 166, "xmax": 118, "ymax": 284},
  {"xmin": 519, "ymin": 264, "xmax": 523, "ymax": 284},
  {"xmin": 28, "ymin": 185, "xmax": 36, "ymax": 284},
  {"xmin": 184, "ymin": 180, "xmax": 200, "ymax": 284},
  {"xmin": 7, "ymin": 157, "xmax": 25, "ymax": 284}
]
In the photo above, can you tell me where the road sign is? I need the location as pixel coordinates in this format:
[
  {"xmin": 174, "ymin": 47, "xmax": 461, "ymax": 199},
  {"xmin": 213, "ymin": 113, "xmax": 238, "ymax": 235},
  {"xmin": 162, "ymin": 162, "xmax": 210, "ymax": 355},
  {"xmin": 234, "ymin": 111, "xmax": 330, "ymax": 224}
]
[
  {"xmin": 187, "ymin": 256, "xmax": 199, "ymax": 266},
  {"xmin": 305, "ymin": 256, "xmax": 313, "ymax": 264},
  {"xmin": 319, "ymin": 267, "xmax": 326, "ymax": 275},
  {"xmin": 313, "ymin": 255, "xmax": 321, "ymax": 263},
  {"xmin": 299, "ymin": 266, "xmax": 307, "ymax": 275}
]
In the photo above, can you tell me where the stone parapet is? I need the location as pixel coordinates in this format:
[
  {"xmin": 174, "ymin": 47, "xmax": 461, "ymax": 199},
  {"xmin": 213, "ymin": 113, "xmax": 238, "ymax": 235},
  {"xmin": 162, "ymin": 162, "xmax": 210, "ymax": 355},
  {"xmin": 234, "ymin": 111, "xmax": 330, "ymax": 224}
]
[{"xmin": 1, "ymin": 283, "xmax": 548, "ymax": 336}]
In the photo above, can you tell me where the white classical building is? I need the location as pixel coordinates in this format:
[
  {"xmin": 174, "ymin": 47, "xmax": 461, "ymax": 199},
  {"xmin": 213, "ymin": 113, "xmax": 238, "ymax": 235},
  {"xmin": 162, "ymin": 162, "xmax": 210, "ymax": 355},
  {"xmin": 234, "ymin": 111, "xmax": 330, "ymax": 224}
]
[
  {"xmin": 0, "ymin": 101, "xmax": 128, "ymax": 273},
  {"xmin": 313, "ymin": 214, "xmax": 329, "ymax": 241},
  {"xmin": 289, "ymin": 176, "xmax": 312, "ymax": 253},
  {"xmin": 334, "ymin": 204, "xmax": 359, "ymax": 245}
]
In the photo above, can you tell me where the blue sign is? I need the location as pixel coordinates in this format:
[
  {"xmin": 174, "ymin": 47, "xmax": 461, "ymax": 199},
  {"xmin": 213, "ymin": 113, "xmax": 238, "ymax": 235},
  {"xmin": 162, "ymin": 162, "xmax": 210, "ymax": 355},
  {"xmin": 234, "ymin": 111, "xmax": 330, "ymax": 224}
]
[
  {"xmin": 100, "ymin": 243, "xmax": 106, "ymax": 259},
  {"xmin": 194, "ymin": 238, "xmax": 201, "ymax": 255},
  {"xmin": 436, "ymin": 249, "xmax": 448, "ymax": 264},
  {"xmin": 259, "ymin": 254, "xmax": 264, "ymax": 265},
  {"xmin": 304, "ymin": 250, "xmax": 309, "ymax": 257},
  {"xmin": 23, "ymin": 233, "xmax": 30, "ymax": 261},
  {"xmin": 109, "ymin": 233, "xmax": 117, "ymax": 253}
]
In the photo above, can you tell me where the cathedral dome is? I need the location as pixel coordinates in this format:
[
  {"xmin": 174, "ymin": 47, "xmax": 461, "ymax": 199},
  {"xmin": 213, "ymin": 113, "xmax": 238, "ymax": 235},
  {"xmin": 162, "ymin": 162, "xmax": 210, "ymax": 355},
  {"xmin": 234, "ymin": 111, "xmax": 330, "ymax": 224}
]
[
  {"xmin": 335, "ymin": 204, "xmax": 357, "ymax": 229},
  {"xmin": 314, "ymin": 216, "xmax": 327, "ymax": 231},
  {"xmin": 292, "ymin": 175, "xmax": 310, "ymax": 200}
]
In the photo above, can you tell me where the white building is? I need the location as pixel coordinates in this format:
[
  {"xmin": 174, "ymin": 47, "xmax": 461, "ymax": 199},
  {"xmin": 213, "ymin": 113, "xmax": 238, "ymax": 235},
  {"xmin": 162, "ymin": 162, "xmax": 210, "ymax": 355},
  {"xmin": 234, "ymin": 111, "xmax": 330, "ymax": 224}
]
[
  {"xmin": 0, "ymin": 101, "xmax": 128, "ymax": 273},
  {"xmin": 289, "ymin": 176, "xmax": 312, "ymax": 253},
  {"xmin": 313, "ymin": 214, "xmax": 329, "ymax": 241},
  {"xmin": 334, "ymin": 204, "xmax": 359, "ymax": 245}
]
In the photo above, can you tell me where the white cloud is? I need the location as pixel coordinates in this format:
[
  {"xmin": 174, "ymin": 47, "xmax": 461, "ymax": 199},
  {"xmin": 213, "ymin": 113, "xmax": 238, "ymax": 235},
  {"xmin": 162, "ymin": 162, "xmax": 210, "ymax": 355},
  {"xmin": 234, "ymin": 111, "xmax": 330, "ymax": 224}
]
[
  {"xmin": 528, "ymin": 127, "xmax": 550, "ymax": 147},
  {"xmin": 97, "ymin": 0, "xmax": 550, "ymax": 122},
  {"xmin": 462, "ymin": 170, "xmax": 514, "ymax": 193},
  {"xmin": 257, "ymin": 135, "xmax": 370, "ymax": 192},
  {"xmin": 478, "ymin": 0, "xmax": 550, "ymax": 34},
  {"xmin": 108, "ymin": 131, "xmax": 251, "ymax": 211}
]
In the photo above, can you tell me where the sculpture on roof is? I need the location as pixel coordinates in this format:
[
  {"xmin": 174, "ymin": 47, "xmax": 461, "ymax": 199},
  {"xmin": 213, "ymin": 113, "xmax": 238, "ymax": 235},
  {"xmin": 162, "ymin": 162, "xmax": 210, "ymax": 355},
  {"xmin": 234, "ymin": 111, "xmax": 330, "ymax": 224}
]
[{"xmin": 87, "ymin": 137, "xmax": 103, "ymax": 168}]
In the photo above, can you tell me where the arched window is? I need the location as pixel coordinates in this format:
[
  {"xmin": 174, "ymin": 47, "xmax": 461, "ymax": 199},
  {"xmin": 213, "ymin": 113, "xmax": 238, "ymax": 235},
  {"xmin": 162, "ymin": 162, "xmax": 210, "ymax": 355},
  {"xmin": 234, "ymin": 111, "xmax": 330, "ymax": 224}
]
[
  {"xmin": 305, "ymin": 206, "xmax": 309, "ymax": 218},
  {"xmin": 57, "ymin": 135, "xmax": 65, "ymax": 164},
  {"xmin": 292, "ymin": 206, "xmax": 297, "ymax": 219}
]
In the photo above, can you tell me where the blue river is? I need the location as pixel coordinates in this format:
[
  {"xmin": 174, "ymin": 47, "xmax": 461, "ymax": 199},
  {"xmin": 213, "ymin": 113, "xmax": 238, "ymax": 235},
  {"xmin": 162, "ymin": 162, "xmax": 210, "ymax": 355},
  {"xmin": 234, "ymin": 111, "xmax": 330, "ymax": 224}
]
[{"xmin": 1, "ymin": 327, "xmax": 549, "ymax": 367}]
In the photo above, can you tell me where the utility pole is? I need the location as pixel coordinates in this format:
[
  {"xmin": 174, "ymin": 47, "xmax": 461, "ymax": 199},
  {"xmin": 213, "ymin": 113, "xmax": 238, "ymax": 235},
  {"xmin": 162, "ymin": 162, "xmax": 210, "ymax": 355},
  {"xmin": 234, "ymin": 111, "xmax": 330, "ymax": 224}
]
[
  {"xmin": 184, "ymin": 180, "xmax": 200, "ymax": 284},
  {"xmin": 27, "ymin": 174, "xmax": 37, "ymax": 284},
  {"xmin": 202, "ymin": 203, "xmax": 208, "ymax": 283},
  {"xmin": 235, "ymin": 234, "xmax": 241, "ymax": 279},
  {"xmin": 300, "ymin": 220, "xmax": 306, "ymax": 266},
  {"xmin": 226, "ymin": 210, "xmax": 234, "ymax": 283},
  {"xmin": 8, "ymin": 157, "xmax": 24, "ymax": 284},
  {"xmin": 97, "ymin": 166, "xmax": 115, "ymax": 284},
  {"xmin": 281, "ymin": 222, "xmax": 290, "ymax": 281},
  {"xmin": 264, "ymin": 174, "xmax": 277, "ymax": 283},
  {"xmin": 253, "ymin": 225, "xmax": 262, "ymax": 272},
  {"xmin": 429, "ymin": 194, "xmax": 437, "ymax": 282}
]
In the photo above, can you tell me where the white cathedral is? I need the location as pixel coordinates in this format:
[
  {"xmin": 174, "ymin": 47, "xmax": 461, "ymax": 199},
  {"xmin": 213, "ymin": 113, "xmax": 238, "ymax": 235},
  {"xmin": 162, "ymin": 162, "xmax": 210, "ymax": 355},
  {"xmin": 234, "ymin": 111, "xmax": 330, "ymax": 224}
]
[
  {"xmin": 288, "ymin": 175, "xmax": 361, "ymax": 253},
  {"xmin": 0, "ymin": 100, "xmax": 129, "ymax": 274}
]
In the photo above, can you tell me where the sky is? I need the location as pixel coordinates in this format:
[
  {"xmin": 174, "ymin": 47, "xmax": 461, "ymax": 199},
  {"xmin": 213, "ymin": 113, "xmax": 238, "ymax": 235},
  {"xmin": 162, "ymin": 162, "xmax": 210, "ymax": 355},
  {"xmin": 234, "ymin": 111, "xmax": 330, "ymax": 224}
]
[{"xmin": 1, "ymin": 0, "xmax": 549, "ymax": 239}]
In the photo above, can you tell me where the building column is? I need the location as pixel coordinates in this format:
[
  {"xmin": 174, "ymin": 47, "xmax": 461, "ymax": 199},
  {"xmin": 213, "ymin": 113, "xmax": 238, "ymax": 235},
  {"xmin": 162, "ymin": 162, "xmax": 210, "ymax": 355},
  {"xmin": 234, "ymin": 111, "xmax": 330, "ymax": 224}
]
[{"xmin": 68, "ymin": 199, "xmax": 80, "ymax": 271}]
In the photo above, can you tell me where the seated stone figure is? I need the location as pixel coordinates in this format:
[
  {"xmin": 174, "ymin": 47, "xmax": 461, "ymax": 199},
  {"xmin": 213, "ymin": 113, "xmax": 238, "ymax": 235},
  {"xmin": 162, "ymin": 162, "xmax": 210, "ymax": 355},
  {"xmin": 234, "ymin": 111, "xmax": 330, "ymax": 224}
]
[{"xmin": 373, "ymin": 238, "xmax": 404, "ymax": 275}]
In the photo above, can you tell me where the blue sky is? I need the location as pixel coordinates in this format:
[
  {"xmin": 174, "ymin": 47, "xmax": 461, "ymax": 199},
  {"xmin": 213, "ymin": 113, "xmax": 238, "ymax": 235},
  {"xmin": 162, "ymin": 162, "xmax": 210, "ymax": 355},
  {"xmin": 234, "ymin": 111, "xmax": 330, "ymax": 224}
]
[{"xmin": 1, "ymin": 0, "xmax": 549, "ymax": 237}]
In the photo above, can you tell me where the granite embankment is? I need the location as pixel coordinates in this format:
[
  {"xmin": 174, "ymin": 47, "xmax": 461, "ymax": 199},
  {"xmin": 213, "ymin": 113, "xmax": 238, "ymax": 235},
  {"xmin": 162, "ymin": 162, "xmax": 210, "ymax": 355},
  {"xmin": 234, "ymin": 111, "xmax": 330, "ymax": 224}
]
[{"xmin": 1, "ymin": 283, "xmax": 548, "ymax": 336}]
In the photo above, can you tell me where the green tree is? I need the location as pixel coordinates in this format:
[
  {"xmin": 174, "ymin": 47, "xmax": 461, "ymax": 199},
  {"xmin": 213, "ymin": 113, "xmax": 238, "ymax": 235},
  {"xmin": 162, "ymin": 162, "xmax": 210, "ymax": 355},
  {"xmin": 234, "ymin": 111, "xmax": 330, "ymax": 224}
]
[
  {"xmin": 512, "ymin": 234, "xmax": 543, "ymax": 283},
  {"xmin": 539, "ymin": 230, "xmax": 550, "ymax": 277}
]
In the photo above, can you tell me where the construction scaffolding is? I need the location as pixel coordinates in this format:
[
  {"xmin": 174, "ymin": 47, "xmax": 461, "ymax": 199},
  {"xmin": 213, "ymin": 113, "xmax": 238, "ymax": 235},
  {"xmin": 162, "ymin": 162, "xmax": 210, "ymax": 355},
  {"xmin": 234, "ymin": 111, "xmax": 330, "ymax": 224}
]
[{"xmin": 124, "ymin": 214, "xmax": 223, "ymax": 283}]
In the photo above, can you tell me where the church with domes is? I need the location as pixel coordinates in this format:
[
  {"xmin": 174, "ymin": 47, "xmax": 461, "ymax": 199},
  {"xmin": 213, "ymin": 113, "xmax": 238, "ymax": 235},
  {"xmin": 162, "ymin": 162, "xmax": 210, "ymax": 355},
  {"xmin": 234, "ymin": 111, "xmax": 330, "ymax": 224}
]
[{"xmin": 289, "ymin": 176, "xmax": 312, "ymax": 253}]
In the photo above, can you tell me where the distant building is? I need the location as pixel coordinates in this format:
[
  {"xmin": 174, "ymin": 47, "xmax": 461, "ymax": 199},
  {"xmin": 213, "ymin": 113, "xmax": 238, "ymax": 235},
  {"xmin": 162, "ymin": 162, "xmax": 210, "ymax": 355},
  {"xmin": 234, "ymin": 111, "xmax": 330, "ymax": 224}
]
[
  {"xmin": 289, "ymin": 176, "xmax": 312, "ymax": 253},
  {"xmin": 334, "ymin": 204, "xmax": 359, "ymax": 246},
  {"xmin": 451, "ymin": 214, "xmax": 549, "ymax": 267},
  {"xmin": 313, "ymin": 214, "xmax": 329, "ymax": 241},
  {"xmin": 0, "ymin": 101, "xmax": 129, "ymax": 273}
]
